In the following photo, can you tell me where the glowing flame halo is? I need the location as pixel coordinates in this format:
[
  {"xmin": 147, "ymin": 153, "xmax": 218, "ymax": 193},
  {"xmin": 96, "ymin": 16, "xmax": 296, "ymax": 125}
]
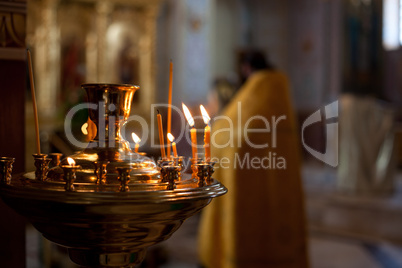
[
  {"xmin": 132, "ymin": 132, "xmax": 141, "ymax": 144},
  {"xmin": 182, "ymin": 103, "xmax": 194, "ymax": 127},
  {"xmin": 200, "ymin": 105, "xmax": 210, "ymax": 125},
  {"xmin": 167, "ymin": 133, "xmax": 175, "ymax": 142},
  {"xmin": 67, "ymin": 157, "xmax": 75, "ymax": 166}
]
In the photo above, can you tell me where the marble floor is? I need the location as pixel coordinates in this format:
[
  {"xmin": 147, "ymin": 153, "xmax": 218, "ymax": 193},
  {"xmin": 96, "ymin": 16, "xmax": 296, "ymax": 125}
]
[
  {"xmin": 142, "ymin": 215, "xmax": 402, "ymax": 268},
  {"xmin": 26, "ymin": 163, "xmax": 402, "ymax": 268},
  {"xmin": 147, "ymin": 163, "xmax": 402, "ymax": 268}
]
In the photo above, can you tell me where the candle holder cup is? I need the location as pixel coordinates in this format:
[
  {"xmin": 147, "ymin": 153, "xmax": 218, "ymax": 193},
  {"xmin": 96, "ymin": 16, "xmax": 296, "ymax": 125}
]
[
  {"xmin": 94, "ymin": 161, "xmax": 109, "ymax": 185},
  {"xmin": 61, "ymin": 165, "xmax": 80, "ymax": 191},
  {"xmin": 161, "ymin": 166, "xmax": 180, "ymax": 190},
  {"xmin": 48, "ymin": 153, "xmax": 63, "ymax": 168},
  {"xmin": 158, "ymin": 159, "xmax": 174, "ymax": 183},
  {"xmin": 33, "ymin": 154, "xmax": 51, "ymax": 181},
  {"xmin": 172, "ymin": 156, "xmax": 184, "ymax": 179},
  {"xmin": 116, "ymin": 167, "xmax": 133, "ymax": 192},
  {"xmin": 191, "ymin": 158, "xmax": 202, "ymax": 178},
  {"xmin": 195, "ymin": 163, "xmax": 210, "ymax": 187},
  {"xmin": 0, "ymin": 157, "xmax": 15, "ymax": 184}
]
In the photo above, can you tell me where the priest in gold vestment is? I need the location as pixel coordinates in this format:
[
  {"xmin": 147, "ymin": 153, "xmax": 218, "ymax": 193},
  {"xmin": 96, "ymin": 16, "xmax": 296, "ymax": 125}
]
[{"xmin": 199, "ymin": 51, "xmax": 309, "ymax": 268}]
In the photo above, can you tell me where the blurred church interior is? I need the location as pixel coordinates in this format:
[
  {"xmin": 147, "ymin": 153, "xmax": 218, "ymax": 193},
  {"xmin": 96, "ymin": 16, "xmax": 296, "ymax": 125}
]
[{"xmin": 2, "ymin": 0, "xmax": 402, "ymax": 267}]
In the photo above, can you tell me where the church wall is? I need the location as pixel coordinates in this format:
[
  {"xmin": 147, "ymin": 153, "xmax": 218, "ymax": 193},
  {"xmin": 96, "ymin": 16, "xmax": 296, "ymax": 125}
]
[
  {"xmin": 0, "ymin": 0, "xmax": 27, "ymax": 266},
  {"xmin": 209, "ymin": 0, "xmax": 291, "ymax": 83},
  {"xmin": 156, "ymin": 0, "xmax": 213, "ymax": 106},
  {"xmin": 247, "ymin": 0, "xmax": 290, "ymax": 72},
  {"xmin": 209, "ymin": 0, "xmax": 241, "ymax": 78},
  {"xmin": 208, "ymin": 0, "xmax": 342, "ymax": 157},
  {"xmin": 287, "ymin": 0, "xmax": 342, "ymax": 158},
  {"xmin": 208, "ymin": 0, "xmax": 341, "ymax": 109},
  {"xmin": 288, "ymin": 0, "xmax": 341, "ymax": 110}
]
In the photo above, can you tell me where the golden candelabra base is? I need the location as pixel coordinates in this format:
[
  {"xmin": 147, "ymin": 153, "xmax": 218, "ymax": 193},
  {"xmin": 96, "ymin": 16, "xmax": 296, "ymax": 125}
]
[
  {"xmin": 0, "ymin": 84, "xmax": 227, "ymax": 267},
  {"xmin": 0, "ymin": 173, "xmax": 224, "ymax": 267}
]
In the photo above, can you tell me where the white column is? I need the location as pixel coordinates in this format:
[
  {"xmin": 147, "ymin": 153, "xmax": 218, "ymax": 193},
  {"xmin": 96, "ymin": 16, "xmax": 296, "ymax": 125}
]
[
  {"xmin": 35, "ymin": 0, "xmax": 60, "ymax": 119},
  {"xmin": 95, "ymin": 0, "xmax": 112, "ymax": 82}
]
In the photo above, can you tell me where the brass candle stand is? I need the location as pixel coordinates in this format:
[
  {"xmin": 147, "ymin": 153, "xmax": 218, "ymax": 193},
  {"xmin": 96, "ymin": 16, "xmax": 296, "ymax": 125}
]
[
  {"xmin": 94, "ymin": 160, "xmax": 109, "ymax": 185},
  {"xmin": 0, "ymin": 83, "xmax": 226, "ymax": 268},
  {"xmin": 48, "ymin": 153, "xmax": 63, "ymax": 168},
  {"xmin": 0, "ymin": 157, "xmax": 14, "ymax": 184},
  {"xmin": 33, "ymin": 153, "xmax": 51, "ymax": 181},
  {"xmin": 116, "ymin": 166, "xmax": 133, "ymax": 192},
  {"xmin": 60, "ymin": 162, "xmax": 81, "ymax": 192},
  {"xmin": 194, "ymin": 161, "xmax": 215, "ymax": 187}
]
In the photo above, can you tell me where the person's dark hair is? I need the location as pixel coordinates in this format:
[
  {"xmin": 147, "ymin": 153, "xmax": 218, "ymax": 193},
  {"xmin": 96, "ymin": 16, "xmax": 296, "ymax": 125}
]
[
  {"xmin": 240, "ymin": 50, "xmax": 274, "ymax": 71},
  {"xmin": 239, "ymin": 49, "xmax": 274, "ymax": 84}
]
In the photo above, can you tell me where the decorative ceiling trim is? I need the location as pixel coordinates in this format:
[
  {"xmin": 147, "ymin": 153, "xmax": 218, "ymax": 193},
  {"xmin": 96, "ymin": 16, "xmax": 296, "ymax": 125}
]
[{"xmin": 0, "ymin": 2, "xmax": 26, "ymax": 14}]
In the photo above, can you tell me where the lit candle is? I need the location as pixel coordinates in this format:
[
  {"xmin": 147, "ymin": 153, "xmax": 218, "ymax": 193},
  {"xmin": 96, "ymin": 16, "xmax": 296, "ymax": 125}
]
[
  {"xmin": 200, "ymin": 105, "xmax": 211, "ymax": 161},
  {"xmin": 132, "ymin": 132, "xmax": 141, "ymax": 153},
  {"xmin": 167, "ymin": 133, "xmax": 178, "ymax": 157},
  {"xmin": 67, "ymin": 157, "xmax": 76, "ymax": 166},
  {"xmin": 62, "ymin": 157, "xmax": 80, "ymax": 191},
  {"xmin": 167, "ymin": 60, "xmax": 173, "ymax": 158},
  {"xmin": 182, "ymin": 103, "xmax": 197, "ymax": 159},
  {"xmin": 157, "ymin": 110, "xmax": 166, "ymax": 158}
]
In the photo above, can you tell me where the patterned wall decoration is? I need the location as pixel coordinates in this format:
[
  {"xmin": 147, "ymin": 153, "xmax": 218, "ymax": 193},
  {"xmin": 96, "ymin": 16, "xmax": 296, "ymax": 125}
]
[
  {"xmin": 0, "ymin": 0, "xmax": 26, "ymax": 61},
  {"xmin": 27, "ymin": 0, "xmax": 160, "ymax": 119},
  {"xmin": 0, "ymin": 0, "xmax": 26, "ymax": 48}
]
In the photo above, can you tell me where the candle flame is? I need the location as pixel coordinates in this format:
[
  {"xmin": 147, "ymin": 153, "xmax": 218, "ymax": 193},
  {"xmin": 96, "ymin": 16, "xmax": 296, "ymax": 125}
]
[
  {"xmin": 132, "ymin": 132, "xmax": 141, "ymax": 144},
  {"xmin": 67, "ymin": 157, "xmax": 75, "ymax": 166},
  {"xmin": 182, "ymin": 103, "xmax": 194, "ymax": 127},
  {"xmin": 200, "ymin": 105, "xmax": 210, "ymax": 125},
  {"xmin": 167, "ymin": 133, "xmax": 175, "ymax": 142},
  {"xmin": 81, "ymin": 122, "xmax": 88, "ymax": 135}
]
